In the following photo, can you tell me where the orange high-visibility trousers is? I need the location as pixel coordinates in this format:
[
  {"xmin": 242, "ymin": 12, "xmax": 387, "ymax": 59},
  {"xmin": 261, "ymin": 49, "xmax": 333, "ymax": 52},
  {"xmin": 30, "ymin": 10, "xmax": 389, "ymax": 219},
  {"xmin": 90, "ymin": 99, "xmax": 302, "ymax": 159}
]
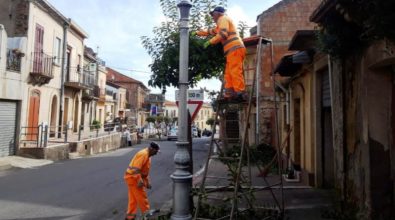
[
  {"xmin": 224, "ymin": 47, "xmax": 246, "ymax": 93},
  {"xmin": 124, "ymin": 174, "xmax": 150, "ymax": 219}
]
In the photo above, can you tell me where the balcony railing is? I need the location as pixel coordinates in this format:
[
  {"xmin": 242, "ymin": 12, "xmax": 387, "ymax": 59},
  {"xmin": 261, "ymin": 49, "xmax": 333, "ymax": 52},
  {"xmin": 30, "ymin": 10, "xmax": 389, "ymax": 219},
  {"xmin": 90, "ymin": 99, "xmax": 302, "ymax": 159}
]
[
  {"xmin": 82, "ymin": 70, "xmax": 96, "ymax": 87},
  {"xmin": 6, "ymin": 48, "xmax": 22, "ymax": 72},
  {"xmin": 65, "ymin": 70, "xmax": 94, "ymax": 90},
  {"xmin": 29, "ymin": 52, "xmax": 53, "ymax": 85}
]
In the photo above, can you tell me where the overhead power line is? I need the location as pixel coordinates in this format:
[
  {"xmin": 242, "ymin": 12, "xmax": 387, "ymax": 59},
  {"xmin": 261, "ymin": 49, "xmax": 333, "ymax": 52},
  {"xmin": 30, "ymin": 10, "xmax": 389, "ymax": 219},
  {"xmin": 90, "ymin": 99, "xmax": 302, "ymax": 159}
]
[{"xmin": 108, "ymin": 66, "xmax": 151, "ymax": 74}]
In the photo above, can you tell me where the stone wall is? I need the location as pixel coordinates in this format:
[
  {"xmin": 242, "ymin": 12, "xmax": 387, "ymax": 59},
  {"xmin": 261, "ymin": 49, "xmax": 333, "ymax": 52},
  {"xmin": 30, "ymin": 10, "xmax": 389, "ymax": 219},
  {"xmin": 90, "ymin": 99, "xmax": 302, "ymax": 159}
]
[
  {"xmin": 18, "ymin": 133, "xmax": 122, "ymax": 160},
  {"xmin": 17, "ymin": 143, "xmax": 69, "ymax": 161},
  {"xmin": 74, "ymin": 133, "xmax": 121, "ymax": 156}
]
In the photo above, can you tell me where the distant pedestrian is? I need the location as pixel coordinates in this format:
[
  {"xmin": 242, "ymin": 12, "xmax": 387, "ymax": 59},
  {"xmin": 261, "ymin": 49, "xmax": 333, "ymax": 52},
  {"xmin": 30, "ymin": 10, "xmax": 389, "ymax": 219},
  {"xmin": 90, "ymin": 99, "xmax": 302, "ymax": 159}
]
[
  {"xmin": 124, "ymin": 142, "xmax": 160, "ymax": 219},
  {"xmin": 124, "ymin": 128, "xmax": 131, "ymax": 146}
]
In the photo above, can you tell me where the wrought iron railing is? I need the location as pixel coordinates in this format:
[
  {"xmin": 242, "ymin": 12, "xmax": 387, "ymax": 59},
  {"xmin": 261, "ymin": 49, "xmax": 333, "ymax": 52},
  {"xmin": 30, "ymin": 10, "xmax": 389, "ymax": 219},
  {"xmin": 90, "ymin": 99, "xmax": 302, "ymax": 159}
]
[
  {"xmin": 6, "ymin": 48, "xmax": 22, "ymax": 72},
  {"xmin": 31, "ymin": 52, "xmax": 53, "ymax": 77},
  {"xmin": 82, "ymin": 70, "xmax": 96, "ymax": 87}
]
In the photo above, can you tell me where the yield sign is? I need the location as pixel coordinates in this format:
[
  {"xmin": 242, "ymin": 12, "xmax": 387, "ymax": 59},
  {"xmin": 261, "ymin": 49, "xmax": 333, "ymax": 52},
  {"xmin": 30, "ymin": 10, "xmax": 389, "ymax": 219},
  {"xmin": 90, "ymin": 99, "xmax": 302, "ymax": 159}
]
[{"xmin": 176, "ymin": 100, "xmax": 203, "ymax": 121}]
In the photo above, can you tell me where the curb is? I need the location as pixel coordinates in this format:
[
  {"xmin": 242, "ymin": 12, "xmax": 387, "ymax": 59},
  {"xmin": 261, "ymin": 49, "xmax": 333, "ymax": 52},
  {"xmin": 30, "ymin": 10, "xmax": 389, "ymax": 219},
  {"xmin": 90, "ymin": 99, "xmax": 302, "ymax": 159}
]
[{"xmin": 0, "ymin": 162, "xmax": 12, "ymax": 171}]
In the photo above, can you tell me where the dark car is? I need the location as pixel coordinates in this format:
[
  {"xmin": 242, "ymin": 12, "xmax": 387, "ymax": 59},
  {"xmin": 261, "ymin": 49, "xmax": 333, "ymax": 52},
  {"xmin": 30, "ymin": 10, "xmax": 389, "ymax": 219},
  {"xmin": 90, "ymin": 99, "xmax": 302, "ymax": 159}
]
[{"xmin": 202, "ymin": 129, "xmax": 212, "ymax": 137}]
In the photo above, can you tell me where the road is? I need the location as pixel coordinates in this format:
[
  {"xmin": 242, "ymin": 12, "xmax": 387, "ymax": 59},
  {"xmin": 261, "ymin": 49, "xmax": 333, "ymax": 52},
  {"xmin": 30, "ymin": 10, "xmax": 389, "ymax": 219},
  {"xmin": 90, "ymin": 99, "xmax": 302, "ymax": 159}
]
[{"xmin": 0, "ymin": 137, "xmax": 211, "ymax": 220}]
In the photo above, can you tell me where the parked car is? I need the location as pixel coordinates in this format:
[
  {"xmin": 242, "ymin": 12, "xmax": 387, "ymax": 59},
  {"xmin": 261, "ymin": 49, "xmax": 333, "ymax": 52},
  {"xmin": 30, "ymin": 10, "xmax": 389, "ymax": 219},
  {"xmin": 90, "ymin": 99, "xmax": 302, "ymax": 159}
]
[
  {"xmin": 167, "ymin": 127, "xmax": 178, "ymax": 141},
  {"xmin": 191, "ymin": 127, "xmax": 198, "ymax": 138},
  {"xmin": 202, "ymin": 129, "xmax": 212, "ymax": 137}
]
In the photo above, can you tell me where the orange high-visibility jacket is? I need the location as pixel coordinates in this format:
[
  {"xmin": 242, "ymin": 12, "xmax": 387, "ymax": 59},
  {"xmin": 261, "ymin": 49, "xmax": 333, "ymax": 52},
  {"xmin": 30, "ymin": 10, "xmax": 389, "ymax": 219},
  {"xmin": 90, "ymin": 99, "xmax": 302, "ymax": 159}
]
[
  {"xmin": 125, "ymin": 148, "xmax": 151, "ymax": 186},
  {"xmin": 197, "ymin": 15, "xmax": 244, "ymax": 56}
]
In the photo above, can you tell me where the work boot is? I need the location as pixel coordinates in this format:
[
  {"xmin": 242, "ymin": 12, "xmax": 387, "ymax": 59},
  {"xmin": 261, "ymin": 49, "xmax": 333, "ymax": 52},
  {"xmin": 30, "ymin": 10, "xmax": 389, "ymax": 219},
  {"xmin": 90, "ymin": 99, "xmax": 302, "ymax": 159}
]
[
  {"xmin": 232, "ymin": 91, "xmax": 248, "ymax": 102},
  {"xmin": 222, "ymin": 88, "xmax": 235, "ymax": 100},
  {"xmin": 125, "ymin": 213, "xmax": 136, "ymax": 220},
  {"xmin": 144, "ymin": 209, "xmax": 160, "ymax": 218}
]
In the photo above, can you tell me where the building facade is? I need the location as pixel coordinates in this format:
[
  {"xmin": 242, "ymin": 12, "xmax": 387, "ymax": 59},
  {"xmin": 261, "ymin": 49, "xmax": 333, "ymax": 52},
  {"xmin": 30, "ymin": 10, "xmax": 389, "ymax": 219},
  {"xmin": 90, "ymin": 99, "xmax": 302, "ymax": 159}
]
[
  {"xmin": 194, "ymin": 102, "xmax": 214, "ymax": 131},
  {"xmin": 106, "ymin": 67, "xmax": 149, "ymax": 128},
  {"xmin": 255, "ymin": 0, "xmax": 321, "ymax": 146},
  {"xmin": 0, "ymin": 0, "xmax": 87, "ymax": 150},
  {"xmin": 0, "ymin": 25, "xmax": 23, "ymax": 156}
]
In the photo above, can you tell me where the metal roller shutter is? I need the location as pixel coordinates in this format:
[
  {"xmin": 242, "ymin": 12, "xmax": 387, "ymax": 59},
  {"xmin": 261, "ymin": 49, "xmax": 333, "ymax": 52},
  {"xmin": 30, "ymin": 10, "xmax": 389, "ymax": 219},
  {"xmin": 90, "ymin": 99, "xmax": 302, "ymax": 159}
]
[{"xmin": 0, "ymin": 101, "xmax": 17, "ymax": 157}]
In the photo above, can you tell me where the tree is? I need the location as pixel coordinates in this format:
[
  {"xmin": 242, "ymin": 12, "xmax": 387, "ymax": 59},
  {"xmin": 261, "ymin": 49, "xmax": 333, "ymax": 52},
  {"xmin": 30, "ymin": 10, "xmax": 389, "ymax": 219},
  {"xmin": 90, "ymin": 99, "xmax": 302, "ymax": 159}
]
[
  {"xmin": 206, "ymin": 118, "xmax": 215, "ymax": 126},
  {"xmin": 146, "ymin": 116, "xmax": 156, "ymax": 124},
  {"xmin": 141, "ymin": 0, "xmax": 228, "ymax": 93}
]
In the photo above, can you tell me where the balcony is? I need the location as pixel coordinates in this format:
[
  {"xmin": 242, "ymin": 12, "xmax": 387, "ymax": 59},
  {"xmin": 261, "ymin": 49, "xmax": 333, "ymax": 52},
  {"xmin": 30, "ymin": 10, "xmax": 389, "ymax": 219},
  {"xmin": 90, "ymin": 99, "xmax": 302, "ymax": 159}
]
[
  {"xmin": 29, "ymin": 52, "xmax": 53, "ymax": 85},
  {"xmin": 6, "ymin": 48, "xmax": 23, "ymax": 72},
  {"xmin": 82, "ymin": 86, "xmax": 100, "ymax": 101},
  {"xmin": 93, "ymin": 85, "xmax": 100, "ymax": 98},
  {"xmin": 64, "ymin": 70, "xmax": 94, "ymax": 90},
  {"xmin": 98, "ymin": 88, "xmax": 106, "ymax": 103}
]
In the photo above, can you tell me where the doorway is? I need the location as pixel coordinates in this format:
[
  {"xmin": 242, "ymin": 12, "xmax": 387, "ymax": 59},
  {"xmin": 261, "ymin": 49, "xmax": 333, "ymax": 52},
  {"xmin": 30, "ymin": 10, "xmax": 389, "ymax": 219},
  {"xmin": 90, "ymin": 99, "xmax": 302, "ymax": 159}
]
[
  {"xmin": 293, "ymin": 98, "xmax": 301, "ymax": 166},
  {"xmin": 28, "ymin": 91, "xmax": 40, "ymax": 141},
  {"xmin": 73, "ymin": 96, "xmax": 79, "ymax": 132},
  {"xmin": 49, "ymin": 95, "xmax": 57, "ymax": 137}
]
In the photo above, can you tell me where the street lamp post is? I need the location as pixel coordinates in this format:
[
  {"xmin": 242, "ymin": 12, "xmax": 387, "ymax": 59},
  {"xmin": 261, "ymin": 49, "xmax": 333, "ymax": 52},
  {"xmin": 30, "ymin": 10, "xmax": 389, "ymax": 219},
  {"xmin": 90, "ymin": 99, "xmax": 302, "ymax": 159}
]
[{"xmin": 171, "ymin": 1, "xmax": 192, "ymax": 220}]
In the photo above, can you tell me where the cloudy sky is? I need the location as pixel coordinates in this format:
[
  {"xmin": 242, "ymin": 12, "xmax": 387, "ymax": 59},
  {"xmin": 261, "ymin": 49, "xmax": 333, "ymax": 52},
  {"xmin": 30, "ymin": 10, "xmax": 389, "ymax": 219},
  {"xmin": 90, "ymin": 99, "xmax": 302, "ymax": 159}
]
[{"xmin": 47, "ymin": 0, "xmax": 280, "ymax": 101}]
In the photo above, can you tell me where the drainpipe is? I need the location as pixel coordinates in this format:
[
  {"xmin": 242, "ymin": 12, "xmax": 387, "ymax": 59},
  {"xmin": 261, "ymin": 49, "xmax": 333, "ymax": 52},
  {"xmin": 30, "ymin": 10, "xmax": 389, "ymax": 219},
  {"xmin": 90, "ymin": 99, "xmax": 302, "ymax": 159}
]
[
  {"xmin": 0, "ymin": 25, "xmax": 3, "ymax": 61},
  {"xmin": 58, "ymin": 19, "xmax": 70, "ymax": 138}
]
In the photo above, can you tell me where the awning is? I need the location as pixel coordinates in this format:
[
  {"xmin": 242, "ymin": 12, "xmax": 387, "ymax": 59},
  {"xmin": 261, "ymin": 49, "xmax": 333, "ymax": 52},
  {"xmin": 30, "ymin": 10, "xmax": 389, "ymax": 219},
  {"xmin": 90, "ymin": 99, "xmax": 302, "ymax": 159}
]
[{"xmin": 274, "ymin": 50, "xmax": 315, "ymax": 76}]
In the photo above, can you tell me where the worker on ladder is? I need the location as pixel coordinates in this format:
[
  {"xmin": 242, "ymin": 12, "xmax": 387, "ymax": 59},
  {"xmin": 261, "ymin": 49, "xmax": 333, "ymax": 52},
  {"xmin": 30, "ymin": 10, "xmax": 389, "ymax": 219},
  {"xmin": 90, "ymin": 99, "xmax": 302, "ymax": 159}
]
[{"xmin": 193, "ymin": 6, "xmax": 247, "ymax": 101}]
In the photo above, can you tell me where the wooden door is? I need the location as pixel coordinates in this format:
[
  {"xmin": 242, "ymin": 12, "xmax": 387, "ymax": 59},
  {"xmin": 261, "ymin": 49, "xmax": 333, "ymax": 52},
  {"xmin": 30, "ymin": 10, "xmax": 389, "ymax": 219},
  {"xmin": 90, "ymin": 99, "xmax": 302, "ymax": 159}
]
[
  {"xmin": 33, "ymin": 24, "xmax": 44, "ymax": 73},
  {"xmin": 28, "ymin": 91, "xmax": 40, "ymax": 141}
]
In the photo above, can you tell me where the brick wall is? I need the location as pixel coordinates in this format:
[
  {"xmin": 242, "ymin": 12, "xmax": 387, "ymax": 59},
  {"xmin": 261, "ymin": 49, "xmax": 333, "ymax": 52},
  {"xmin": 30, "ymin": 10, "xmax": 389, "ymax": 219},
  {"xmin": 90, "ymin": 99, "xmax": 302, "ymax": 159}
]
[
  {"xmin": 258, "ymin": 0, "xmax": 321, "ymax": 95},
  {"xmin": 255, "ymin": 0, "xmax": 321, "ymax": 145}
]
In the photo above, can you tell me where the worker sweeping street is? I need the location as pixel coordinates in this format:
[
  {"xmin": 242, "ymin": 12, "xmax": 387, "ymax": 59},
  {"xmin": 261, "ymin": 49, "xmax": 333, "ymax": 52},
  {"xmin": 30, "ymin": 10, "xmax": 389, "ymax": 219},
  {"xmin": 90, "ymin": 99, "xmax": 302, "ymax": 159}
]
[
  {"xmin": 193, "ymin": 6, "xmax": 247, "ymax": 101},
  {"xmin": 124, "ymin": 142, "xmax": 160, "ymax": 220}
]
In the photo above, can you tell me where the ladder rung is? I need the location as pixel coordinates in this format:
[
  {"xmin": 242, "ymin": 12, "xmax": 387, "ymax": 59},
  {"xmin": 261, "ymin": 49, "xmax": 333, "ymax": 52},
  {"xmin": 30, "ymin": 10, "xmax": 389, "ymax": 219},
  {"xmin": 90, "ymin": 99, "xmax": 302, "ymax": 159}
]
[
  {"xmin": 210, "ymin": 156, "xmax": 239, "ymax": 161},
  {"xmin": 214, "ymin": 138, "xmax": 240, "ymax": 141},
  {"xmin": 224, "ymin": 119, "xmax": 240, "ymax": 122},
  {"xmin": 206, "ymin": 175, "xmax": 229, "ymax": 179},
  {"xmin": 217, "ymin": 100, "xmax": 248, "ymax": 105}
]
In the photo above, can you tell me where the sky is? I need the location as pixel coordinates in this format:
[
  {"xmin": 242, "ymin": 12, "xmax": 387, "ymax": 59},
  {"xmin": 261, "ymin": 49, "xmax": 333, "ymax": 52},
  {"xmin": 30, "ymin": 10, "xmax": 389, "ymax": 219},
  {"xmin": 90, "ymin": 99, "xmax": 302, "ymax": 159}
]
[{"xmin": 47, "ymin": 0, "xmax": 281, "ymax": 101}]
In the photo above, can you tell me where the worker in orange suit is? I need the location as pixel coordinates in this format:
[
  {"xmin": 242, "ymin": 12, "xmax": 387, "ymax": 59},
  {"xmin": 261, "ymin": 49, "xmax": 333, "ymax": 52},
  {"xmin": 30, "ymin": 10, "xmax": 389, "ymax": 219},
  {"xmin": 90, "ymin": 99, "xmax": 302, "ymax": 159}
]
[
  {"xmin": 194, "ymin": 6, "xmax": 247, "ymax": 101},
  {"xmin": 124, "ymin": 142, "xmax": 160, "ymax": 220}
]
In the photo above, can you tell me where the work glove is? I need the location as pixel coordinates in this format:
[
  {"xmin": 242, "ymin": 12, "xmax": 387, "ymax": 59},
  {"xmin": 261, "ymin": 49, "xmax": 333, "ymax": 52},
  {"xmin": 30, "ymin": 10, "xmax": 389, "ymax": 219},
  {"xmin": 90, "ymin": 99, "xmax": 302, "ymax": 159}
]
[
  {"xmin": 203, "ymin": 40, "xmax": 210, "ymax": 49},
  {"xmin": 146, "ymin": 183, "xmax": 152, "ymax": 189},
  {"xmin": 137, "ymin": 179, "xmax": 144, "ymax": 188}
]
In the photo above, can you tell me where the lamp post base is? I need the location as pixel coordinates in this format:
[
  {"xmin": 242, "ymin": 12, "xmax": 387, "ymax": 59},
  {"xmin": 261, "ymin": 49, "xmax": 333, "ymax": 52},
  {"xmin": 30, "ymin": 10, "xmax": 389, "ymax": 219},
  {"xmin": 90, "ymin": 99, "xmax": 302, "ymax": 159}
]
[{"xmin": 170, "ymin": 173, "xmax": 192, "ymax": 220}]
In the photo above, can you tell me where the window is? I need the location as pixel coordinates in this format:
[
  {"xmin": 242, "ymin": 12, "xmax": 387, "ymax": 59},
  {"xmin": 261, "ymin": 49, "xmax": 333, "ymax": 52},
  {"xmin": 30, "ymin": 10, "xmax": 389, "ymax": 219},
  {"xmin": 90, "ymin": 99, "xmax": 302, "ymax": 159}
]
[{"xmin": 53, "ymin": 37, "xmax": 61, "ymax": 65}]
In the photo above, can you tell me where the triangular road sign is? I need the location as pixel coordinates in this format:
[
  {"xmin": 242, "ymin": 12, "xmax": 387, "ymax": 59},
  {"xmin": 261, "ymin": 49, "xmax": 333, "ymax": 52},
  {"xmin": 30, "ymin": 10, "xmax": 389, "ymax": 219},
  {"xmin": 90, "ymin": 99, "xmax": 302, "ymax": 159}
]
[{"xmin": 176, "ymin": 100, "xmax": 203, "ymax": 121}]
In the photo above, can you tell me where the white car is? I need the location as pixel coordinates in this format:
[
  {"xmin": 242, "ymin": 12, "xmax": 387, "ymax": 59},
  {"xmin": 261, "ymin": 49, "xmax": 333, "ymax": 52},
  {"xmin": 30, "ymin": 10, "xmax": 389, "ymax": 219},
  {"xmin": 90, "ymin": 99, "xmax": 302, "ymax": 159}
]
[
  {"xmin": 191, "ymin": 127, "xmax": 198, "ymax": 138},
  {"xmin": 167, "ymin": 127, "xmax": 178, "ymax": 141}
]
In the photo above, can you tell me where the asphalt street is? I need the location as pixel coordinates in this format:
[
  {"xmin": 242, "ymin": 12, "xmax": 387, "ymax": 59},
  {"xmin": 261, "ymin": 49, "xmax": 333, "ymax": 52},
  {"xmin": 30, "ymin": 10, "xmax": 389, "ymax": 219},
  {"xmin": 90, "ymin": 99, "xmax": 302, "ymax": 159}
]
[{"xmin": 0, "ymin": 137, "xmax": 211, "ymax": 220}]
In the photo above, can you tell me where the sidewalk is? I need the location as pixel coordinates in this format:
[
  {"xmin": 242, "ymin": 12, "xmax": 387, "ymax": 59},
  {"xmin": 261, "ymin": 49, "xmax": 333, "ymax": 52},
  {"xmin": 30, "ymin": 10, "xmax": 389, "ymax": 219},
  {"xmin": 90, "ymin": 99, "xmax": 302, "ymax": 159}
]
[
  {"xmin": 0, "ymin": 155, "xmax": 53, "ymax": 171},
  {"xmin": 160, "ymin": 157, "xmax": 334, "ymax": 220}
]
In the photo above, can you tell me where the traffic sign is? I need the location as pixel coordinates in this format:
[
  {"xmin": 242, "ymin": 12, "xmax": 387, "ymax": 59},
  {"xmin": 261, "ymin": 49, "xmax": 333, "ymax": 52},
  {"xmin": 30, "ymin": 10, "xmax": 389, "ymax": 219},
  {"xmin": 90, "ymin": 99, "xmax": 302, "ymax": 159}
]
[
  {"xmin": 175, "ymin": 89, "xmax": 204, "ymax": 101},
  {"xmin": 176, "ymin": 100, "xmax": 203, "ymax": 121}
]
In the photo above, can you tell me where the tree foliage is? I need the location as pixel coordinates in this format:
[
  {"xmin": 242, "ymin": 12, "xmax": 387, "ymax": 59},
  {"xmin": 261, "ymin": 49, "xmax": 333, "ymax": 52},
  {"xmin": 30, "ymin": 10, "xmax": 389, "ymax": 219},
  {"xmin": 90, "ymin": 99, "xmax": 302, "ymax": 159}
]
[{"xmin": 141, "ymin": 0, "xmax": 229, "ymax": 93}]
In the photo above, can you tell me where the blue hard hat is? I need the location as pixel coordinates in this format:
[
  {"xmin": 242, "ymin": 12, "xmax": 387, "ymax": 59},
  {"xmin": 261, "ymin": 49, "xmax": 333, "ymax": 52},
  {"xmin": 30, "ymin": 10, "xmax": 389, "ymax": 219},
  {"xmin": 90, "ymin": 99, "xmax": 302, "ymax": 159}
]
[{"xmin": 210, "ymin": 6, "xmax": 225, "ymax": 15}]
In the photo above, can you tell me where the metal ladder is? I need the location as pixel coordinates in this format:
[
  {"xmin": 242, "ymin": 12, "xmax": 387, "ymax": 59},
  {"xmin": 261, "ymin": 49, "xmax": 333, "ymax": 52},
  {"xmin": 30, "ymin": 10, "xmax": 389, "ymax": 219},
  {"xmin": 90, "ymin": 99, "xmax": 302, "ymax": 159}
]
[{"xmin": 193, "ymin": 36, "xmax": 285, "ymax": 219}]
